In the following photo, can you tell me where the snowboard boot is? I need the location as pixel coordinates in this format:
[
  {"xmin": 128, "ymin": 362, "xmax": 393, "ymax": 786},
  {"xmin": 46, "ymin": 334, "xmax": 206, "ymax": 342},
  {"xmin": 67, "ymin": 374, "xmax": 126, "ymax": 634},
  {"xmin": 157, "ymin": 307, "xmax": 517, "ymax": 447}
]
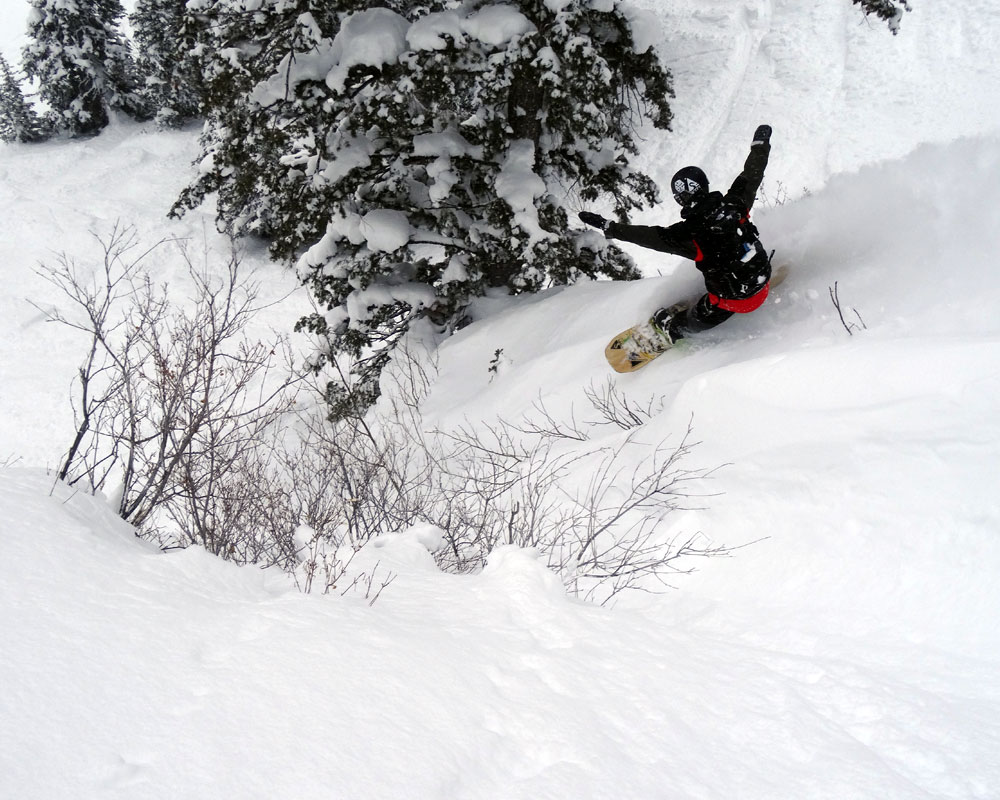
[
  {"xmin": 624, "ymin": 303, "xmax": 686, "ymax": 356},
  {"xmin": 650, "ymin": 302, "xmax": 688, "ymax": 344}
]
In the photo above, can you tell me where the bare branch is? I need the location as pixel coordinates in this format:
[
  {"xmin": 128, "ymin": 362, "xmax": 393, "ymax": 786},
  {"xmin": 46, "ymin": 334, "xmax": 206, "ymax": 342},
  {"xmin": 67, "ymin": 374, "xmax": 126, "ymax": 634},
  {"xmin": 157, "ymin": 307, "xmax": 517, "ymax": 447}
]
[{"xmin": 829, "ymin": 281, "xmax": 868, "ymax": 336}]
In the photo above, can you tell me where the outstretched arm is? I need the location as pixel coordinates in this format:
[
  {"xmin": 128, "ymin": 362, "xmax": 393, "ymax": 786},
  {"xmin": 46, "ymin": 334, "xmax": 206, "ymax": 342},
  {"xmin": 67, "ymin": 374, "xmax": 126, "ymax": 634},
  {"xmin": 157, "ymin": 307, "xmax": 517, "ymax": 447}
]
[
  {"xmin": 606, "ymin": 221, "xmax": 700, "ymax": 260},
  {"xmin": 578, "ymin": 212, "xmax": 700, "ymax": 260},
  {"xmin": 728, "ymin": 125, "xmax": 772, "ymax": 211}
]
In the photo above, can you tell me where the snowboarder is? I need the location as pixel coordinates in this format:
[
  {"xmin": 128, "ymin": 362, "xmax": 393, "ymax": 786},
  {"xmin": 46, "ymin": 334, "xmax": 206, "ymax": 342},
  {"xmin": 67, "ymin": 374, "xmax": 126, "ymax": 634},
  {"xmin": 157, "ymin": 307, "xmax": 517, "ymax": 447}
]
[{"xmin": 580, "ymin": 124, "xmax": 773, "ymax": 345}]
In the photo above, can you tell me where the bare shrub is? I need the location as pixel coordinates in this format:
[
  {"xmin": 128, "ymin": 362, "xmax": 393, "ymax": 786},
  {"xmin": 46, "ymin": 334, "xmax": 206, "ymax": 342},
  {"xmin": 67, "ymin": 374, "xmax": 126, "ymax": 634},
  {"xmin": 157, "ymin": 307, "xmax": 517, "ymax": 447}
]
[
  {"xmin": 425, "ymin": 408, "xmax": 730, "ymax": 603},
  {"xmin": 584, "ymin": 377, "xmax": 665, "ymax": 429},
  {"xmin": 294, "ymin": 344, "xmax": 741, "ymax": 603},
  {"xmin": 36, "ymin": 224, "xmax": 404, "ymax": 600},
  {"xmin": 34, "ymin": 223, "xmax": 301, "ymax": 549},
  {"xmin": 289, "ymin": 524, "xmax": 395, "ymax": 602},
  {"xmin": 37, "ymin": 227, "xmax": 740, "ymax": 603}
]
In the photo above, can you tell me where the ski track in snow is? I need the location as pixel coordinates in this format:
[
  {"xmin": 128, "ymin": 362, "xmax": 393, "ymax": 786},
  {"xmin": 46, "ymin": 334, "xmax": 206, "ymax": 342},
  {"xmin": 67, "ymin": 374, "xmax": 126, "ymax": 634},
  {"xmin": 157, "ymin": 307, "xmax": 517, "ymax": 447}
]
[{"xmin": 3, "ymin": 1, "xmax": 1000, "ymax": 798}]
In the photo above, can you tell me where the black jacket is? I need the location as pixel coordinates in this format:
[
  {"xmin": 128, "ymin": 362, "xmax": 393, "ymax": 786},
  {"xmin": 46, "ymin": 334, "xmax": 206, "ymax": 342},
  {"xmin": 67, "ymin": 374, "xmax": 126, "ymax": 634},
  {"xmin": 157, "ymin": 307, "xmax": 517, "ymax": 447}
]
[{"xmin": 605, "ymin": 142, "xmax": 771, "ymax": 299}]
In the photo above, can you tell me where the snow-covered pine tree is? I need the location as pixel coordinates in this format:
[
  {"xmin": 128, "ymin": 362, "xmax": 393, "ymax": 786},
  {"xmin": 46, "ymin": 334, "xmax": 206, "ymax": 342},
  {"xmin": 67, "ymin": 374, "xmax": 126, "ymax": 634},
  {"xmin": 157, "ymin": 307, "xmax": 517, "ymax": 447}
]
[
  {"xmin": 174, "ymin": 0, "xmax": 673, "ymax": 417},
  {"xmin": 131, "ymin": 0, "xmax": 202, "ymax": 127},
  {"xmin": 22, "ymin": 0, "xmax": 149, "ymax": 136},
  {"xmin": 0, "ymin": 53, "xmax": 49, "ymax": 143},
  {"xmin": 852, "ymin": 0, "xmax": 912, "ymax": 33},
  {"xmin": 172, "ymin": 0, "xmax": 357, "ymax": 243}
]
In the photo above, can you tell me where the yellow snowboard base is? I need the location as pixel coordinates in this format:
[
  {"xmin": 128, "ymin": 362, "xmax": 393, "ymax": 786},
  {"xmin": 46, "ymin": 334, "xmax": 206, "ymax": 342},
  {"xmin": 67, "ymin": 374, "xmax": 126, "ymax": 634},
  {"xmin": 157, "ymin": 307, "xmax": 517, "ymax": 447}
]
[{"xmin": 604, "ymin": 322, "xmax": 678, "ymax": 373}]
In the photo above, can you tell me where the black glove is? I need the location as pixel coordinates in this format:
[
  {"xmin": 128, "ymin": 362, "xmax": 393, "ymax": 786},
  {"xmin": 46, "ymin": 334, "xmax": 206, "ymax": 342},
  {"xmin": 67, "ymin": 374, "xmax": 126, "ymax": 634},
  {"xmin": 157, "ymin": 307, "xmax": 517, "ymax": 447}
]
[
  {"xmin": 579, "ymin": 211, "xmax": 610, "ymax": 232},
  {"xmin": 753, "ymin": 124, "xmax": 772, "ymax": 146}
]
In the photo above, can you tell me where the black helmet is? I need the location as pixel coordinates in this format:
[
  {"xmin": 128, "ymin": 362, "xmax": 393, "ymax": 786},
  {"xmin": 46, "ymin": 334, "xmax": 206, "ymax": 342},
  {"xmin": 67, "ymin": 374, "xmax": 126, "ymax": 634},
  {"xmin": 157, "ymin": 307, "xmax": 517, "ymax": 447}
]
[{"xmin": 671, "ymin": 166, "xmax": 709, "ymax": 207}]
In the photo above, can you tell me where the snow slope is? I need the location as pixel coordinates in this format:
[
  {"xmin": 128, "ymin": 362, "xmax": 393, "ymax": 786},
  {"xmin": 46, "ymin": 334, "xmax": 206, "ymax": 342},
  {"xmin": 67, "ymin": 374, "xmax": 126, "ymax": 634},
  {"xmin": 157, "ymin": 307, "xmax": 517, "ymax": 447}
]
[
  {"xmin": 633, "ymin": 0, "xmax": 1000, "ymax": 214},
  {"xmin": 3, "ymin": 1, "xmax": 1000, "ymax": 798}
]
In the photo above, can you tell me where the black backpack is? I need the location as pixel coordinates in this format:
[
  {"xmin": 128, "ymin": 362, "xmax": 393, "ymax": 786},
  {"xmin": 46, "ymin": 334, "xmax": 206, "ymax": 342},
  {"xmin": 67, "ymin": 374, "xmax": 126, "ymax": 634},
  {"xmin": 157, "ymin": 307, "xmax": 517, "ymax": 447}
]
[{"xmin": 696, "ymin": 197, "xmax": 762, "ymax": 265}]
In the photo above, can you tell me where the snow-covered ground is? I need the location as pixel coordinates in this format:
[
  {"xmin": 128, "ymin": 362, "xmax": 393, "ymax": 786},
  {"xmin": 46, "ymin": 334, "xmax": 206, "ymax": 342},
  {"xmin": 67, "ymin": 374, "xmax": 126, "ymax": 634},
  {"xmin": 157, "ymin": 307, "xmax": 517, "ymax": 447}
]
[{"xmin": 3, "ymin": 1, "xmax": 1000, "ymax": 798}]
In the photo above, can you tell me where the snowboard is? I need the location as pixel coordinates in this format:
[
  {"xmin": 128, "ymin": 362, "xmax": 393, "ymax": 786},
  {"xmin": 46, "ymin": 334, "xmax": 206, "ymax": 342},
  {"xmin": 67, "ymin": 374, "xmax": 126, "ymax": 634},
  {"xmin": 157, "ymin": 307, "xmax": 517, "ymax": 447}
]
[{"xmin": 605, "ymin": 264, "xmax": 789, "ymax": 373}]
